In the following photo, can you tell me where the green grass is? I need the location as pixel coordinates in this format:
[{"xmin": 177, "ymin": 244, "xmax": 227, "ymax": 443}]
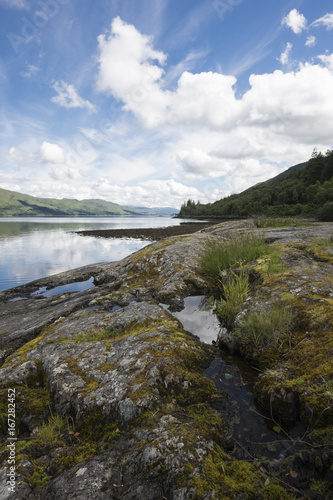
[
  {"xmin": 236, "ymin": 305, "xmax": 295, "ymax": 351},
  {"xmin": 61, "ymin": 327, "xmax": 125, "ymax": 344},
  {"xmin": 266, "ymin": 251, "xmax": 286, "ymax": 274},
  {"xmin": 254, "ymin": 216, "xmax": 313, "ymax": 228},
  {"xmin": 317, "ymin": 235, "xmax": 333, "ymax": 248},
  {"xmin": 201, "ymin": 233, "xmax": 270, "ymax": 280},
  {"xmin": 215, "ymin": 272, "xmax": 249, "ymax": 329},
  {"xmin": 36, "ymin": 413, "xmax": 68, "ymax": 443}
]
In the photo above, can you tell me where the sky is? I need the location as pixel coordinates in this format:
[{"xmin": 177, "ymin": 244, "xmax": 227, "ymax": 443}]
[{"xmin": 0, "ymin": 0, "xmax": 332, "ymax": 209}]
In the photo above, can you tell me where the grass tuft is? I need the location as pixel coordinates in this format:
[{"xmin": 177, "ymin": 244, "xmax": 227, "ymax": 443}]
[
  {"xmin": 236, "ymin": 305, "xmax": 294, "ymax": 351},
  {"xmin": 36, "ymin": 412, "xmax": 67, "ymax": 443},
  {"xmin": 201, "ymin": 233, "xmax": 270, "ymax": 280},
  {"xmin": 215, "ymin": 271, "xmax": 249, "ymax": 329},
  {"xmin": 253, "ymin": 216, "xmax": 313, "ymax": 228}
]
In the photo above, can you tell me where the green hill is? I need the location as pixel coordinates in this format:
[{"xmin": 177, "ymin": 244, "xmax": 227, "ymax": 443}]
[
  {"xmin": 179, "ymin": 149, "xmax": 333, "ymax": 221},
  {"xmin": 0, "ymin": 188, "xmax": 177, "ymax": 217}
]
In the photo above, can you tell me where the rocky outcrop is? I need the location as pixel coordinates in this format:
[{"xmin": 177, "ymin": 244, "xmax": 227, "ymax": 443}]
[{"xmin": 0, "ymin": 220, "xmax": 332, "ymax": 499}]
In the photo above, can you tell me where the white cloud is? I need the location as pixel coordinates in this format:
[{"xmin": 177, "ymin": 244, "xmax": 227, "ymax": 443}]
[
  {"xmin": 278, "ymin": 43, "xmax": 293, "ymax": 65},
  {"xmin": 21, "ymin": 63, "xmax": 40, "ymax": 79},
  {"xmin": 96, "ymin": 16, "xmax": 167, "ymax": 127},
  {"xmin": 176, "ymin": 148, "xmax": 232, "ymax": 178},
  {"xmin": 4, "ymin": 17, "xmax": 333, "ymax": 208},
  {"xmin": 311, "ymin": 13, "xmax": 333, "ymax": 30},
  {"xmin": 282, "ymin": 9, "xmax": 307, "ymax": 34},
  {"xmin": 0, "ymin": 0, "xmax": 29, "ymax": 9},
  {"xmin": 89, "ymin": 177, "xmax": 201, "ymax": 208},
  {"xmin": 305, "ymin": 36, "xmax": 316, "ymax": 47},
  {"xmin": 318, "ymin": 54, "xmax": 333, "ymax": 71},
  {"xmin": 39, "ymin": 142, "xmax": 65, "ymax": 164},
  {"xmin": 6, "ymin": 146, "xmax": 32, "ymax": 163},
  {"xmin": 96, "ymin": 19, "xmax": 333, "ymax": 146},
  {"xmin": 51, "ymin": 81, "xmax": 96, "ymax": 112},
  {"xmin": 241, "ymin": 63, "xmax": 333, "ymax": 144},
  {"xmin": 49, "ymin": 167, "xmax": 84, "ymax": 181},
  {"xmin": 96, "ymin": 21, "xmax": 238, "ymax": 130},
  {"xmin": 93, "ymin": 18, "xmax": 333, "ymax": 199}
]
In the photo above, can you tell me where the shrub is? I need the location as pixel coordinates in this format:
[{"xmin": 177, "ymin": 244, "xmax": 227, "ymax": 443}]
[{"xmin": 318, "ymin": 201, "xmax": 333, "ymax": 221}]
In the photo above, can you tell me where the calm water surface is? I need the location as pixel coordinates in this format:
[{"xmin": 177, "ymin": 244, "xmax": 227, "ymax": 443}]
[{"xmin": 0, "ymin": 217, "xmax": 189, "ymax": 292}]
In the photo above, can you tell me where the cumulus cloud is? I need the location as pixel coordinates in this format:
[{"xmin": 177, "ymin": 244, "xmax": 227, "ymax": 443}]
[
  {"xmin": 96, "ymin": 16, "xmax": 167, "ymax": 127},
  {"xmin": 305, "ymin": 36, "xmax": 316, "ymax": 47},
  {"xmin": 176, "ymin": 148, "xmax": 232, "ymax": 178},
  {"xmin": 318, "ymin": 54, "xmax": 333, "ymax": 71},
  {"xmin": 96, "ymin": 19, "xmax": 239, "ymax": 129},
  {"xmin": 51, "ymin": 81, "xmax": 96, "ymax": 112},
  {"xmin": 278, "ymin": 43, "xmax": 293, "ymax": 65},
  {"xmin": 91, "ymin": 178, "xmax": 201, "ymax": 208},
  {"xmin": 282, "ymin": 9, "xmax": 307, "ymax": 34},
  {"xmin": 39, "ymin": 142, "xmax": 65, "ymax": 164},
  {"xmin": 96, "ymin": 18, "xmax": 333, "ymax": 148},
  {"xmin": 311, "ymin": 13, "xmax": 333, "ymax": 30}
]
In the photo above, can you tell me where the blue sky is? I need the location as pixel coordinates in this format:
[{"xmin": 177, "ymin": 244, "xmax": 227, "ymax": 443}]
[{"xmin": 0, "ymin": 0, "xmax": 332, "ymax": 208}]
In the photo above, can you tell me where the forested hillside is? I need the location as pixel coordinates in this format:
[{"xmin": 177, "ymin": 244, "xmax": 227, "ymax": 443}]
[{"xmin": 179, "ymin": 149, "xmax": 333, "ymax": 221}]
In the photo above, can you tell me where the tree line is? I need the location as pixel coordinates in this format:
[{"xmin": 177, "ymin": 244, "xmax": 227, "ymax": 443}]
[{"xmin": 178, "ymin": 149, "xmax": 333, "ymax": 221}]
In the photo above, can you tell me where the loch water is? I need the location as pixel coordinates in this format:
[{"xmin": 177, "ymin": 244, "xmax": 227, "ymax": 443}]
[{"xmin": 0, "ymin": 216, "xmax": 188, "ymax": 292}]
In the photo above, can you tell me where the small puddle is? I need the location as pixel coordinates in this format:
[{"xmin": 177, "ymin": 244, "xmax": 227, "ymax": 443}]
[
  {"xmin": 31, "ymin": 277, "xmax": 95, "ymax": 298},
  {"xmin": 169, "ymin": 295, "xmax": 221, "ymax": 344},
  {"xmin": 166, "ymin": 295, "xmax": 305, "ymax": 461}
]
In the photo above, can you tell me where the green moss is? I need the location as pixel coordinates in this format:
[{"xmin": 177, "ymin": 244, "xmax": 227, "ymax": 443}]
[
  {"xmin": 27, "ymin": 463, "xmax": 51, "ymax": 487},
  {"xmin": 0, "ymin": 361, "xmax": 52, "ymax": 435},
  {"xmin": 65, "ymin": 358, "xmax": 99, "ymax": 395},
  {"xmin": 74, "ymin": 407, "xmax": 121, "ymax": 443},
  {"xmin": 309, "ymin": 479, "xmax": 333, "ymax": 497},
  {"xmin": 53, "ymin": 442, "xmax": 99, "ymax": 474},
  {"xmin": 61, "ymin": 326, "xmax": 125, "ymax": 344},
  {"xmin": 3, "ymin": 323, "xmax": 59, "ymax": 368},
  {"xmin": 188, "ymin": 448, "xmax": 295, "ymax": 499}
]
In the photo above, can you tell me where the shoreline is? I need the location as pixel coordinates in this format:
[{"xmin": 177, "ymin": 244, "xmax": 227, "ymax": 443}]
[{"xmin": 75, "ymin": 221, "xmax": 218, "ymax": 241}]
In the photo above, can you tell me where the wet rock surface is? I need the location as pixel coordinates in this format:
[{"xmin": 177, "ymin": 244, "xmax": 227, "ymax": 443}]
[{"xmin": 0, "ymin": 220, "xmax": 332, "ymax": 499}]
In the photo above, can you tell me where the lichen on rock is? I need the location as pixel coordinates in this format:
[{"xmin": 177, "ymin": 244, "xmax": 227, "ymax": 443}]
[{"xmin": 0, "ymin": 220, "xmax": 332, "ymax": 498}]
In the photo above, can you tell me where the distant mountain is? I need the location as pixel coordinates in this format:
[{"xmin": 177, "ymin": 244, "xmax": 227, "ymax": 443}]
[
  {"xmin": 0, "ymin": 188, "xmax": 178, "ymax": 217},
  {"xmin": 128, "ymin": 206, "xmax": 178, "ymax": 216},
  {"xmin": 178, "ymin": 150, "xmax": 333, "ymax": 221},
  {"xmin": 81, "ymin": 199, "xmax": 138, "ymax": 216}
]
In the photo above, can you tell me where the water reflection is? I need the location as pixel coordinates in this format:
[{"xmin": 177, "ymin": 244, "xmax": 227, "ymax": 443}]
[
  {"xmin": 171, "ymin": 295, "xmax": 220, "ymax": 344},
  {"xmin": 32, "ymin": 277, "xmax": 95, "ymax": 298},
  {"xmin": 168, "ymin": 295, "xmax": 305, "ymax": 461},
  {"xmin": 0, "ymin": 217, "xmax": 189, "ymax": 292}
]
